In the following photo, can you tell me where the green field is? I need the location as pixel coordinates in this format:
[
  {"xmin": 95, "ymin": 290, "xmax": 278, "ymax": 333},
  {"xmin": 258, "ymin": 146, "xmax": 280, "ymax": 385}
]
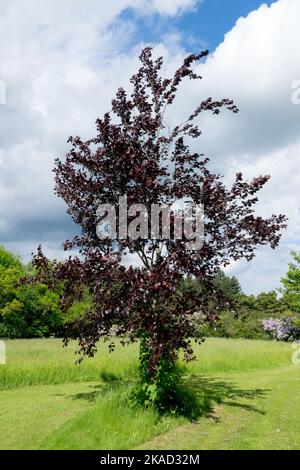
[{"xmin": 0, "ymin": 337, "xmax": 299, "ymax": 450}]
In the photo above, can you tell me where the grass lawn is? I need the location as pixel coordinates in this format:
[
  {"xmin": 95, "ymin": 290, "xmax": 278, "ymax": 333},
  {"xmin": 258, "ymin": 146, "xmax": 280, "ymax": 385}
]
[{"xmin": 0, "ymin": 337, "xmax": 299, "ymax": 449}]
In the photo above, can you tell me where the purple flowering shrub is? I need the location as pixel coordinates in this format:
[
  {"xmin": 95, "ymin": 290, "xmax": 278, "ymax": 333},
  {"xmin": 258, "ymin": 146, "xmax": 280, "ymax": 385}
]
[{"xmin": 262, "ymin": 317, "xmax": 300, "ymax": 341}]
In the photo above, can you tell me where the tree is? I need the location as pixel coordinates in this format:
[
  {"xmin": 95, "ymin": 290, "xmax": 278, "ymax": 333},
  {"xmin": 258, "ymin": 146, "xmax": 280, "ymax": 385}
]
[
  {"xmin": 213, "ymin": 271, "xmax": 242, "ymax": 303},
  {"xmin": 0, "ymin": 246, "xmax": 24, "ymax": 296},
  {"xmin": 32, "ymin": 48, "xmax": 287, "ymax": 412},
  {"xmin": 203, "ymin": 290, "xmax": 290, "ymax": 341},
  {"xmin": 280, "ymin": 251, "xmax": 300, "ymax": 313},
  {"xmin": 0, "ymin": 245, "xmax": 62, "ymax": 338},
  {"xmin": 180, "ymin": 271, "xmax": 242, "ymax": 318},
  {"xmin": 254, "ymin": 291, "xmax": 287, "ymax": 315}
]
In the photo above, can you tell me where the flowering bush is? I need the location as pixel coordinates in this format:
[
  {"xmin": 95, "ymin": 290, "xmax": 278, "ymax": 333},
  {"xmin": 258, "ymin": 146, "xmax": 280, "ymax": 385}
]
[{"xmin": 262, "ymin": 317, "xmax": 300, "ymax": 341}]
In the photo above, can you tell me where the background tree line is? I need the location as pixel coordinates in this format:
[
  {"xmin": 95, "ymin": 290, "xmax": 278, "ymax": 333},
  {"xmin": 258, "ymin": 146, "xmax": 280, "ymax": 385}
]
[
  {"xmin": 0, "ymin": 245, "xmax": 63, "ymax": 338},
  {"xmin": 0, "ymin": 244, "xmax": 299, "ymax": 340}
]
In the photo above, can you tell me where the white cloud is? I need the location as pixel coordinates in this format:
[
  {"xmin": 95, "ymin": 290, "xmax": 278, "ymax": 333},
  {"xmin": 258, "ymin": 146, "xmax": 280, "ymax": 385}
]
[
  {"xmin": 1, "ymin": 0, "xmax": 300, "ymax": 294},
  {"xmin": 0, "ymin": 0, "xmax": 197, "ymax": 260},
  {"xmin": 159, "ymin": 0, "xmax": 300, "ymax": 293},
  {"xmin": 150, "ymin": 0, "xmax": 198, "ymax": 16},
  {"xmin": 196, "ymin": 0, "xmax": 300, "ymax": 292},
  {"xmin": 223, "ymin": 141, "xmax": 300, "ymax": 293}
]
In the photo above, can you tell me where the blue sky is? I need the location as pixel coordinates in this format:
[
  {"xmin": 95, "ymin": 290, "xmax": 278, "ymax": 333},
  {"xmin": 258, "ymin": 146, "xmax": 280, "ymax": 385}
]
[{"xmin": 120, "ymin": 0, "xmax": 275, "ymax": 52}]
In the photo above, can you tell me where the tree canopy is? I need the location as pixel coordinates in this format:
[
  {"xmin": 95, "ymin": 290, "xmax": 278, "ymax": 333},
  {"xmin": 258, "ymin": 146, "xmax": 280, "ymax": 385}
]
[
  {"xmin": 0, "ymin": 246, "xmax": 62, "ymax": 338},
  {"xmin": 31, "ymin": 48, "xmax": 287, "ymax": 410},
  {"xmin": 280, "ymin": 251, "xmax": 300, "ymax": 313}
]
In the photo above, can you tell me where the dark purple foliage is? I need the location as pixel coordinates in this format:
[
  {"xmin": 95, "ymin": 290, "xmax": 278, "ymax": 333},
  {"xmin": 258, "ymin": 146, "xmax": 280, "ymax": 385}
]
[{"xmin": 32, "ymin": 48, "xmax": 287, "ymax": 372}]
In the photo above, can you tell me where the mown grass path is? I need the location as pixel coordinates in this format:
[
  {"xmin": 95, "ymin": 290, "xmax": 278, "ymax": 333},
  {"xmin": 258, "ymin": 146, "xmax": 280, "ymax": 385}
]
[
  {"xmin": 0, "ymin": 338, "xmax": 299, "ymax": 449},
  {"xmin": 138, "ymin": 366, "xmax": 300, "ymax": 450}
]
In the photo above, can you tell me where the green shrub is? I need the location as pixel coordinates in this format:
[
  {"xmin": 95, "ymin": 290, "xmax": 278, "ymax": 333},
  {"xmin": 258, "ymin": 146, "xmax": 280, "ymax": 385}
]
[
  {"xmin": 0, "ymin": 245, "xmax": 63, "ymax": 338},
  {"xmin": 131, "ymin": 334, "xmax": 199, "ymax": 417},
  {"xmin": 195, "ymin": 290, "xmax": 295, "ymax": 341},
  {"xmin": 200, "ymin": 310, "xmax": 270, "ymax": 340}
]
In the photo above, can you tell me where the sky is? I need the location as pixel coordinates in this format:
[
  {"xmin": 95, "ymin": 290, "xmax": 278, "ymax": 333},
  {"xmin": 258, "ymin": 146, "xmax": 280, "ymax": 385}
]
[{"xmin": 0, "ymin": 0, "xmax": 299, "ymax": 294}]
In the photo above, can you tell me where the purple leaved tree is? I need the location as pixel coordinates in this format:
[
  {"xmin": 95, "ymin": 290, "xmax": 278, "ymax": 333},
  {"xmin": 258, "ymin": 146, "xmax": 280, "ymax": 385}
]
[{"xmin": 32, "ymin": 48, "xmax": 287, "ymax": 412}]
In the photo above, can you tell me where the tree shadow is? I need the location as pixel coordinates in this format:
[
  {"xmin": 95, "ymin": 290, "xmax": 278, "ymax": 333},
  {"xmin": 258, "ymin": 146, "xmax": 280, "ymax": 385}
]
[
  {"xmin": 179, "ymin": 375, "xmax": 269, "ymax": 420},
  {"xmin": 59, "ymin": 378, "xmax": 134, "ymax": 403},
  {"xmin": 71, "ymin": 370, "xmax": 124, "ymax": 401},
  {"xmin": 69, "ymin": 384, "xmax": 107, "ymax": 402},
  {"xmin": 53, "ymin": 384, "xmax": 106, "ymax": 402},
  {"xmin": 55, "ymin": 374, "xmax": 269, "ymax": 421}
]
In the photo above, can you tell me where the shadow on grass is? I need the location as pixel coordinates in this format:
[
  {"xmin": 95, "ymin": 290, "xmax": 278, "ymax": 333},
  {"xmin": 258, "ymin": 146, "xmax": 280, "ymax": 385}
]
[
  {"xmin": 55, "ymin": 370, "xmax": 128, "ymax": 402},
  {"xmin": 180, "ymin": 375, "xmax": 269, "ymax": 420},
  {"xmin": 61, "ymin": 378, "xmax": 133, "ymax": 402},
  {"xmin": 68, "ymin": 384, "xmax": 107, "ymax": 402},
  {"xmin": 57, "ymin": 374, "xmax": 269, "ymax": 421}
]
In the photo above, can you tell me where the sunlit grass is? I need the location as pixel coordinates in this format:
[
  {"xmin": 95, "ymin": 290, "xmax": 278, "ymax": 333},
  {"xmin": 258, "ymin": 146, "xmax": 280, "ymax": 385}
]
[
  {"xmin": 0, "ymin": 337, "xmax": 292, "ymax": 390},
  {"xmin": 0, "ymin": 337, "xmax": 298, "ymax": 450},
  {"xmin": 0, "ymin": 338, "xmax": 138, "ymax": 390},
  {"xmin": 44, "ymin": 386, "xmax": 184, "ymax": 450},
  {"xmin": 185, "ymin": 337, "xmax": 292, "ymax": 374}
]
